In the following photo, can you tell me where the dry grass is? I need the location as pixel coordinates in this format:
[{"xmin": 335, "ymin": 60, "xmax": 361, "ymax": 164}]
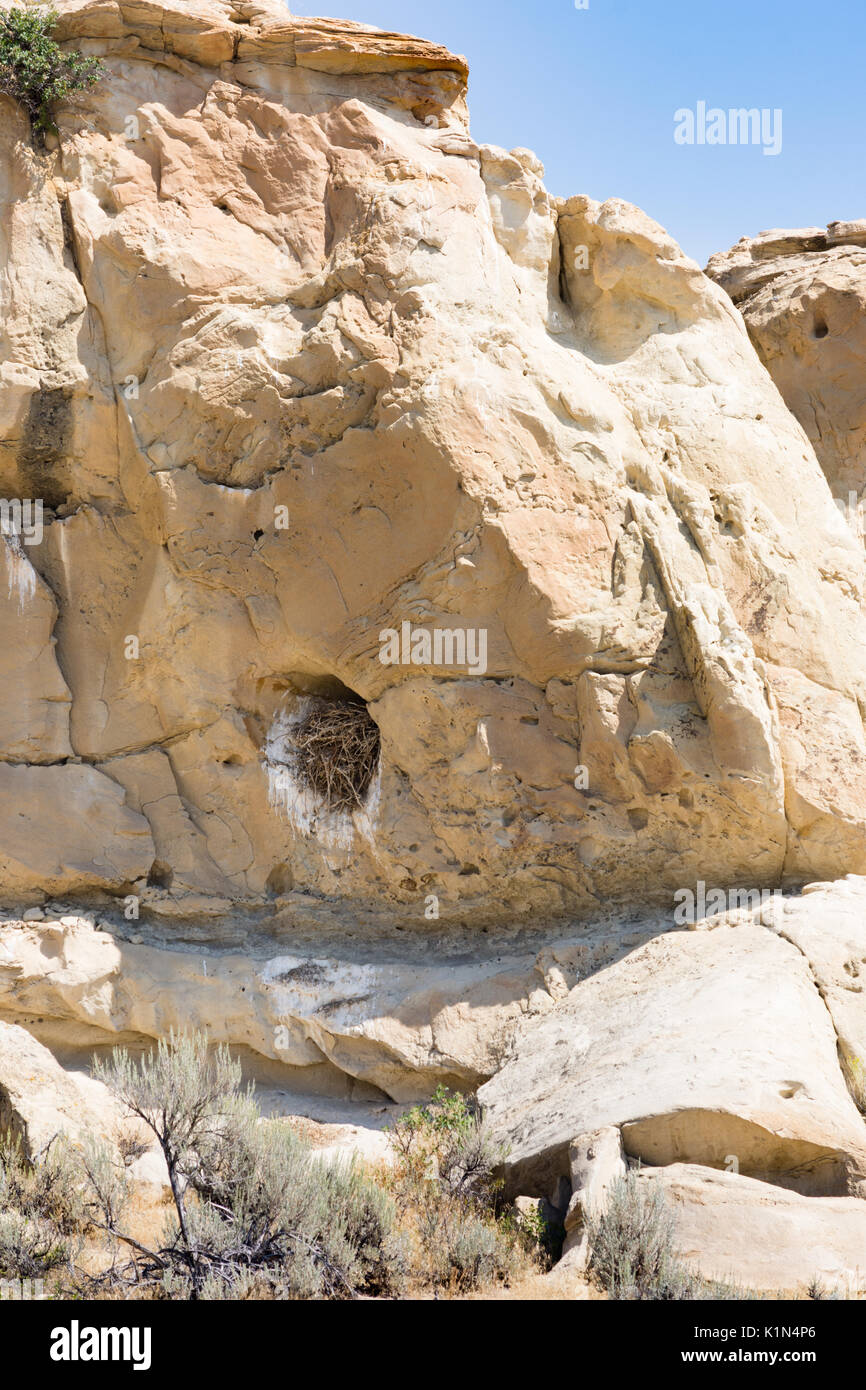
[
  {"xmin": 467, "ymin": 1263, "xmax": 604, "ymax": 1300},
  {"xmin": 292, "ymin": 699, "xmax": 380, "ymax": 813}
]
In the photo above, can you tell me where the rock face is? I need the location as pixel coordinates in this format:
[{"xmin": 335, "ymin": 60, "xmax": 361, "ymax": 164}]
[
  {"xmin": 477, "ymin": 878, "xmax": 866, "ymax": 1290},
  {"xmin": 560, "ymin": 1126, "xmax": 627, "ymax": 1270},
  {"xmin": 0, "ymin": 910, "xmax": 585, "ymax": 1100},
  {"xmin": 4, "ymin": 878, "xmax": 866, "ymax": 1292},
  {"xmin": 0, "ymin": 1017, "xmax": 122, "ymax": 1156},
  {"xmin": 480, "ymin": 910, "xmax": 866, "ymax": 1200},
  {"xmin": 638, "ymin": 1164, "xmax": 866, "ymax": 1293},
  {"xmin": 2, "ymin": 0, "xmax": 866, "ymax": 1296},
  {"xmin": 706, "ymin": 223, "xmax": 866, "ymax": 503},
  {"xmin": 0, "ymin": 0, "xmax": 865, "ymax": 925}
]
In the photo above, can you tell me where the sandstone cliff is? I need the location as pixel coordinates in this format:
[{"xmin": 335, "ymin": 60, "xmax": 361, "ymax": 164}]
[
  {"xmin": 3, "ymin": 0, "xmax": 866, "ymax": 1296},
  {"xmin": 2, "ymin": 0, "xmax": 866, "ymax": 928},
  {"xmin": 707, "ymin": 221, "xmax": 866, "ymax": 504}
]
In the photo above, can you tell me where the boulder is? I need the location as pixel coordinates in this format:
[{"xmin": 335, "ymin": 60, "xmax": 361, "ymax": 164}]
[
  {"xmin": 479, "ymin": 920, "xmax": 866, "ymax": 1198},
  {"xmin": 0, "ymin": 1018, "xmax": 122, "ymax": 1157},
  {"xmin": 707, "ymin": 224, "xmax": 866, "ymax": 502},
  {"xmin": 561, "ymin": 1126, "xmax": 628, "ymax": 1270},
  {"xmin": 766, "ymin": 875, "xmax": 866, "ymax": 1105},
  {"xmin": 639, "ymin": 1163, "xmax": 866, "ymax": 1294}
]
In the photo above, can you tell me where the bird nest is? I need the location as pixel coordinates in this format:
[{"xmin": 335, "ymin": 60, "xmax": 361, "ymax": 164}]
[{"xmin": 291, "ymin": 698, "xmax": 380, "ymax": 814}]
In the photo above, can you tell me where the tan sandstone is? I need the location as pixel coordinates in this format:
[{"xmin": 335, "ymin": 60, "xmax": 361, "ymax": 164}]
[
  {"xmin": 639, "ymin": 1163, "xmax": 866, "ymax": 1293},
  {"xmin": 1, "ymin": 1, "xmax": 866, "ymax": 1297},
  {"xmin": 0, "ymin": 0, "xmax": 864, "ymax": 922},
  {"xmin": 707, "ymin": 223, "xmax": 866, "ymax": 502}
]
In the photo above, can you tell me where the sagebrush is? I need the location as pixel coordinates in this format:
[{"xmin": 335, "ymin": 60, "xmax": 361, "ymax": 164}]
[
  {"xmin": 88, "ymin": 1032, "xmax": 402, "ymax": 1299},
  {"xmin": 588, "ymin": 1169, "xmax": 760, "ymax": 1301},
  {"xmin": 0, "ymin": 1131, "xmax": 86, "ymax": 1289},
  {"xmin": 385, "ymin": 1083, "xmax": 545, "ymax": 1292},
  {"xmin": 0, "ymin": 1038, "xmax": 543, "ymax": 1300}
]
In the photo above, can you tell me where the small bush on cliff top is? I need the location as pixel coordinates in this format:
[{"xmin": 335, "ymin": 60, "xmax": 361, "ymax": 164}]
[{"xmin": 0, "ymin": 7, "xmax": 102, "ymax": 144}]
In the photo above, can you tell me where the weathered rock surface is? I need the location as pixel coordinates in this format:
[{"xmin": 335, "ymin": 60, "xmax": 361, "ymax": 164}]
[
  {"xmin": 0, "ymin": 0, "xmax": 865, "ymax": 922},
  {"xmin": 3, "ymin": 0, "xmax": 866, "ymax": 1296},
  {"xmin": 707, "ymin": 223, "xmax": 866, "ymax": 502},
  {"xmin": 0, "ymin": 912, "xmax": 588, "ymax": 1099},
  {"xmin": 480, "ymin": 915, "xmax": 866, "ymax": 1200},
  {"xmin": 3, "ymin": 880, "xmax": 866, "ymax": 1288},
  {"xmin": 478, "ymin": 878, "xmax": 866, "ymax": 1287},
  {"xmin": 4, "ymin": 876, "xmax": 866, "ymax": 1137},
  {"xmin": 0, "ymin": 1017, "xmax": 122, "ymax": 1156},
  {"xmin": 639, "ymin": 1163, "xmax": 866, "ymax": 1293},
  {"xmin": 560, "ymin": 1126, "xmax": 627, "ymax": 1269},
  {"xmin": 770, "ymin": 875, "xmax": 866, "ymax": 1101}
]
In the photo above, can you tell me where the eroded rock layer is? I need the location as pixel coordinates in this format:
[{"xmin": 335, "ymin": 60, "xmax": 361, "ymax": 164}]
[
  {"xmin": 1, "ymin": 1, "xmax": 866, "ymax": 927},
  {"xmin": 707, "ymin": 221, "xmax": 866, "ymax": 502}
]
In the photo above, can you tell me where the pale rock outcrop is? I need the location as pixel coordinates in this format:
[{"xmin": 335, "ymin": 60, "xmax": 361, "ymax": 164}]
[
  {"xmin": 707, "ymin": 223, "xmax": 866, "ymax": 502},
  {"xmin": 640, "ymin": 1163, "xmax": 866, "ymax": 1293},
  {"xmin": 3, "ymin": 876, "xmax": 866, "ymax": 1145},
  {"xmin": 288, "ymin": 1113, "xmax": 394, "ymax": 1168},
  {"xmin": 0, "ymin": 1017, "xmax": 122, "ymax": 1156},
  {"xmin": 2, "ymin": 883, "xmax": 866, "ymax": 1290},
  {"xmin": 0, "ymin": 535, "xmax": 72, "ymax": 760},
  {"xmin": 0, "ymin": 0, "xmax": 864, "ymax": 918},
  {"xmin": 479, "ymin": 920, "xmax": 866, "ymax": 1199},
  {"xmin": 768, "ymin": 875, "xmax": 866, "ymax": 1100},
  {"xmin": 0, "ymin": 912, "xmax": 588, "ymax": 1099},
  {"xmin": 2, "ymin": 0, "xmax": 866, "ymax": 1294},
  {"xmin": 0, "ymin": 764, "xmax": 153, "ymax": 894},
  {"xmin": 560, "ymin": 1126, "xmax": 627, "ymax": 1270}
]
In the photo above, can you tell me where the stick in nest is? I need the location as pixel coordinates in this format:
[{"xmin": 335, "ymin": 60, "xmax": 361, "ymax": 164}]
[{"xmin": 291, "ymin": 699, "xmax": 380, "ymax": 813}]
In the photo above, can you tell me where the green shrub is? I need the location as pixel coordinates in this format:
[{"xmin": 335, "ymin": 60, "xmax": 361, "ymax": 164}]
[
  {"xmin": 510, "ymin": 1197, "xmax": 553, "ymax": 1255},
  {"xmin": 0, "ymin": 6, "xmax": 102, "ymax": 144},
  {"xmin": 391, "ymin": 1084, "xmax": 502, "ymax": 1201},
  {"xmin": 388, "ymin": 1085, "xmax": 542, "ymax": 1293}
]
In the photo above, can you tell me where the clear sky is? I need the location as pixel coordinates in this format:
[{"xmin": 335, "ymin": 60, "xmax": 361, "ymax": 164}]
[{"xmin": 288, "ymin": 0, "xmax": 865, "ymax": 267}]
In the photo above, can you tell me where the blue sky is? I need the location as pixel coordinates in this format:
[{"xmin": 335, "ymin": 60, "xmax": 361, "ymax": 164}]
[{"xmin": 289, "ymin": 0, "xmax": 865, "ymax": 266}]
